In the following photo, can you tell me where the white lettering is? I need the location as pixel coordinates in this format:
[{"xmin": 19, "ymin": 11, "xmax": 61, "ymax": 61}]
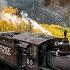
[{"xmin": 0, "ymin": 45, "xmax": 11, "ymax": 56}]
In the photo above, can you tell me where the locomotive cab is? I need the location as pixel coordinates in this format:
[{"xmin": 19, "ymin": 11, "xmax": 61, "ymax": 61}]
[{"xmin": 13, "ymin": 32, "xmax": 53, "ymax": 70}]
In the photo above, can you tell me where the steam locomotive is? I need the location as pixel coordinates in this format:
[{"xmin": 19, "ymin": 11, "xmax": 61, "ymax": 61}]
[
  {"xmin": 0, "ymin": 32, "xmax": 70, "ymax": 70},
  {"xmin": 0, "ymin": 32, "xmax": 54, "ymax": 70}
]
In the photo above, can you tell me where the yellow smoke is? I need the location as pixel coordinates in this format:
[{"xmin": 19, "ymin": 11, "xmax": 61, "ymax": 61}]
[
  {"xmin": 1, "ymin": 6, "xmax": 16, "ymax": 14},
  {"xmin": 0, "ymin": 6, "xmax": 52, "ymax": 36}
]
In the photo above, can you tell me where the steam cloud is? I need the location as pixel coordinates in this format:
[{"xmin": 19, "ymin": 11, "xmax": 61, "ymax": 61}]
[
  {"xmin": 21, "ymin": 11, "xmax": 52, "ymax": 36},
  {"xmin": 0, "ymin": 6, "xmax": 52, "ymax": 36},
  {"xmin": 0, "ymin": 0, "xmax": 8, "ymax": 9}
]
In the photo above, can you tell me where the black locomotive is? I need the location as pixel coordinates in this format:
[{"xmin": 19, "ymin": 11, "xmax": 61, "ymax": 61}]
[
  {"xmin": 0, "ymin": 32, "xmax": 70, "ymax": 70},
  {"xmin": 0, "ymin": 32, "xmax": 54, "ymax": 70},
  {"xmin": 47, "ymin": 37, "xmax": 70, "ymax": 70}
]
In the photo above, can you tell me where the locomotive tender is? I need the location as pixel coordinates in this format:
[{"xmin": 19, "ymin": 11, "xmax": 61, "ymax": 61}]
[{"xmin": 0, "ymin": 32, "xmax": 54, "ymax": 70}]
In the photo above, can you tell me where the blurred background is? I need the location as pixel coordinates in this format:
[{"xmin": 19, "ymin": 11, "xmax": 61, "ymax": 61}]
[{"xmin": 0, "ymin": 0, "xmax": 70, "ymax": 40}]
